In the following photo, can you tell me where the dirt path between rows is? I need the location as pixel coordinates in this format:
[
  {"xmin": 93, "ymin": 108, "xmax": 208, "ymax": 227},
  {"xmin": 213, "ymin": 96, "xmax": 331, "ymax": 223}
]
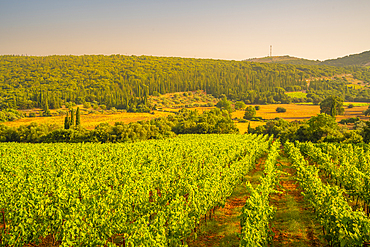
[
  {"xmin": 187, "ymin": 157, "xmax": 265, "ymax": 247},
  {"xmin": 270, "ymin": 158, "xmax": 324, "ymax": 247}
]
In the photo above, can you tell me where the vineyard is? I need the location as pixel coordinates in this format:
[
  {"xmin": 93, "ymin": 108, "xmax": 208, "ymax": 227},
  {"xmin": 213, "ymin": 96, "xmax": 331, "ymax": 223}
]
[{"xmin": 1, "ymin": 135, "xmax": 370, "ymax": 246}]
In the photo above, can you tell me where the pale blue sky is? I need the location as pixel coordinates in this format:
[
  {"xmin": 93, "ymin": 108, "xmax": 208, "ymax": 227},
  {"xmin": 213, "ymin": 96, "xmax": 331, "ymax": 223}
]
[{"xmin": 0, "ymin": 0, "xmax": 369, "ymax": 60}]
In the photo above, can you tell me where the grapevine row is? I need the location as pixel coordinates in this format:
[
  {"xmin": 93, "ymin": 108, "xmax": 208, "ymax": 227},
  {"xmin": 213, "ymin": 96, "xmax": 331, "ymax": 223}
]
[
  {"xmin": 284, "ymin": 141, "xmax": 370, "ymax": 246},
  {"xmin": 239, "ymin": 139, "xmax": 281, "ymax": 247},
  {"xmin": 298, "ymin": 142, "xmax": 370, "ymax": 212},
  {"xmin": 0, "ymin": 134, "xmax": 271, "ymax": 246}
]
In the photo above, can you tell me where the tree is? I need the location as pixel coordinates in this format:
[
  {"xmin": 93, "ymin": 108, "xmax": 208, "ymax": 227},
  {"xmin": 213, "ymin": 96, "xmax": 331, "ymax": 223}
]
[
  {"xmin": 64, "ymin": 112, "xmax": 70, "ymax": 129},
  {"xmin": 234, "ymin": 101, "xmax": 246, "ymax": 110},
  {"xmin": 70, "ymin": 109, "xmax": 75, "ymax": 127},
  {"xmin": 362, "ymin": 121, "xmax": 370, "ymax": 143},
  {"xmin": 306, "ymin": 113, "xmax": 342, "ymax": 142},
  {"xmin": 363, "ymin": 106, "xmax": 370, "ymax": 116},
  {"xmin": 243, "ymin": 106, "xmax": 256, "ymax": 120},
  {"xmin": 83, "ymin": 102, "xmax": 91, "ymax": 108},
  {"xmin": 76, "ymin": 107, "xmax": 81, "ymax": 126},
  {"xmin": 276, "ymin": 107, "xmax": 286, "ymax": 113},
  {"xmin": 320, "ymin": 96, "xmax": 344, "ymax": 117},
  {"xmin": 216, "ymin": 96, "xmax": 232, "ymax": 112}
]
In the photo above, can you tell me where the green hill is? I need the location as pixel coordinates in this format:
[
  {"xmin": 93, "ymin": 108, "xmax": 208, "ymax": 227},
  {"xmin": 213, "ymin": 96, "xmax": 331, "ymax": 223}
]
[
  {"xmin": 245, "ymin": 55, "xmax": 320, "ymax": 66},
  {"xmin": 0, "ymin": 55, "xmax": 351, "ymax": 111},
  {"xmin": 320, "ymin": 50, "xmax": 370, "ymax": 67},
  {"xmin": 246, "ymin": 50, "xmax": 370, "ymax": 67}
]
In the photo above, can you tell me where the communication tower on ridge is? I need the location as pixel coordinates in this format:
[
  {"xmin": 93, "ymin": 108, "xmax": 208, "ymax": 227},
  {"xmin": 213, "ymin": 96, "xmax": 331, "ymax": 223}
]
[{"xmin": 270, "ymin": 45, "xmax": 272, "ymax": 57}]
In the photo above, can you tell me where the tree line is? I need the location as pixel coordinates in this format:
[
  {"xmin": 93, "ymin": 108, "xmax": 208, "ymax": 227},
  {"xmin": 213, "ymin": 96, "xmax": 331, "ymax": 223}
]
[
  {"xmin": 0, "ymin": 108, "xmax": 237, "ymax": 143},
  {"xmin": 1, "ymin": 54, "xmax": 364, "ymax": 111}
]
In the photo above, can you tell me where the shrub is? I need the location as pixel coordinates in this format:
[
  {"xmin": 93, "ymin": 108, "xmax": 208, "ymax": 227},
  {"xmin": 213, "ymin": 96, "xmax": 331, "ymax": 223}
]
[
  {"xmin": 255, "ymin": 106, "xmax": 260, "ymax": 110},
  {"xmin": 152, "ymin": 91, "xmax": 161, "ymax": 96},
  {"xmin": 243, "ymin": 106, "xmax": 256, "ymax": 120},
  {"xmin": 276, "ymin": 107, "xmax": 286, "ymax": 113},
  {"xmin": 234, "ymin": 101, "xmax": 246, "ymax": 110},
  {"xmin": 83, "ymin": 102, "xmax": 91, "ymax": 108}
]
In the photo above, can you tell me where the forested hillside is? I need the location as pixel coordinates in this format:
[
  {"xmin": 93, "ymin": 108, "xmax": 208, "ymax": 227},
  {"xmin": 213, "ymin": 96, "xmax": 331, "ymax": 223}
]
[
  {"xmin": 0, "ymin": 55, "xmax": 356, "ymax": 111},
  {"xmin": 321, "ymin": 50, "xmax": 370, "ymax": 67},
  {"xmin": 246, "ymin": 50, "xmax": 370, "ymax": 67}
]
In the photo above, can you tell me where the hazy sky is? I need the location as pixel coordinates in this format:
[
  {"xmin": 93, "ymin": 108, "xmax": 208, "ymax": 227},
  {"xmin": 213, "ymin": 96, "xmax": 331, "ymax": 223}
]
[{"xmin": 0, "ymin": 0, "xmax": 369, "ymax": 60}]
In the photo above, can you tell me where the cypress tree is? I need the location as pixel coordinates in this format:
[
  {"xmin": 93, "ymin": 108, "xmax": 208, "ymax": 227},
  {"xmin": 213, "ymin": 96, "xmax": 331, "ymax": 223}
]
[
  {"xmin": 64, "ymin": 112, "xmax": 70, "ymax": 129},
  {"xmin": 12, "ymin": 96, "xmax": 17, "ymax": 109},
  {"xmin": 76, "ymin": 107, "xmax": 81, "ymax": 126},
  {"xmin": 330, "ymin": 100, "xmax": 337, "ymax": 117},
  {"xmin": 70, "ymin": 109, "xmax": 75, "ymax": 127}
]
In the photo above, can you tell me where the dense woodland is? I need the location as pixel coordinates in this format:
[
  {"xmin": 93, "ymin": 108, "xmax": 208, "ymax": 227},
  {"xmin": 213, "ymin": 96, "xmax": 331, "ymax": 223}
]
[
  {"xmin": 321, "ymin": 50, "xmax": 370, "ymax": 67},
  {"xmin": 306, "ymin": 77, "xmax": 370, "ymax": 103},
  {"xmin": 1, "ymin": 55, "xmax": 367, "ymax": 111}
]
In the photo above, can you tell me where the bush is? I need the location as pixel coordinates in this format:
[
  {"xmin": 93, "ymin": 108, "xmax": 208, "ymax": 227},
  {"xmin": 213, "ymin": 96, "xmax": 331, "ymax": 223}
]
[
  {"xmin": 0, "ymin": 109, "xmax": 24, "ymax": 122},
  {"xmin": 347, "ymin": 104, "xmax": 354, "ymax": 108},
  {"xmin": 216, "ymin": 97, "xmax": 232, "ymax": 112},
  {"xmin": 338, "ymin": 117, "xmax": 360, "ymax": 124},
  {"xmin": 152, "ymin": 91, "xmax": 161, "ymax": 96},
  {"xmin": 243, "ymin": 106, "xmax": 256, "ymax": 120},
  {"xmin": 83, "ymin": 102, "xmax": 91, "ymax": 108},
  {"xmin": 276, "ymin": 107, "xmax": 286, "ymax": 113},
  {"xmin": 250, "ymin": 117, "xmax": 263, "ymax": 121},
  {"xmin": 255, "ymin": 106, "xmax": 260, "ymax": 110},
  {"xmin": 234, "ymin": 101, "xmax": 246, "ymax": 110}
]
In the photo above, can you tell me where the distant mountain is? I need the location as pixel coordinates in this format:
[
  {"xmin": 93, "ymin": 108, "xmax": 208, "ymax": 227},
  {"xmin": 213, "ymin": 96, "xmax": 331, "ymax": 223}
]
[
  {"xmin": 320, "ymin": 50, "xmax": 370, "ymax": 67},
  {"xmin": 246, "ymin": 50, "xmax": 370, "ymax": 67}
]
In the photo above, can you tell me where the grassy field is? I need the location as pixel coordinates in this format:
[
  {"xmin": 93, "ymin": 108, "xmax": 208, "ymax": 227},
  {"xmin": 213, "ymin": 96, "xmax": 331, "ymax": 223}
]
[
  {"xmin": 2, "ymin": 110, "xmax": 171, "ymax": 129},
  {"xmin": 3, "ymin": 101, "xmax": 370, "ymax": 134},
  {"xmin": 233, "ymin": 103, "xmax": 370, "ymax": 133},
  {"xmin": 343, "ymin": 102, "xmax": 370, "ymax": 106}
]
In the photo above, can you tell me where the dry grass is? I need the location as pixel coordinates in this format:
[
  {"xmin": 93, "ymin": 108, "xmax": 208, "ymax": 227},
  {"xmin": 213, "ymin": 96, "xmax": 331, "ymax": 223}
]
[
  {"xmin": 2, "ymin": 111, "xmax": 170, "ymax": 130},
  {"xmin": 232, "ymin": 104, "xmax": 321, "ymax": 121},
  {"xmin": 233, "ymin": 103, "xmax": 370, "ymax": 121},
  {"xmin": 233, "ymin": 103, "xmax": 370, "ymax": 133},
  {"xmin": 3, "ymin": 103, "xmax": 369, "ymax": 132}
]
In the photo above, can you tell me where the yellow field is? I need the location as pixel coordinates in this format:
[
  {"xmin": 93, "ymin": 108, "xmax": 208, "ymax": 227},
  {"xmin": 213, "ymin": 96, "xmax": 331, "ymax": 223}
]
[
  {"xmin": 2, "ymin": 111, "xmax": 170, "ymax": 130},
  {"xmin": 233, "ymin": 103, "xmax": 370, "ymax": 134},
  {"xmin": 3, "ymin": 103, "xmax": 369, "ymax": 133},
  {"xmin": 232, "ymin": 104, "xmax": 320, "ymax": 121}
]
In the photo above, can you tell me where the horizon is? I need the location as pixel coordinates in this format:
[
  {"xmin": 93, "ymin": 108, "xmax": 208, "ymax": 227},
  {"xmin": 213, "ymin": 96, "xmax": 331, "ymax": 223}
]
[
  {"xmin": 1, "ymin": 0, "xmax": 370, "ymax": 61},
  {"xmin": 1, "ymin": 51, "xmax": 368, "ymax": 62}
]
